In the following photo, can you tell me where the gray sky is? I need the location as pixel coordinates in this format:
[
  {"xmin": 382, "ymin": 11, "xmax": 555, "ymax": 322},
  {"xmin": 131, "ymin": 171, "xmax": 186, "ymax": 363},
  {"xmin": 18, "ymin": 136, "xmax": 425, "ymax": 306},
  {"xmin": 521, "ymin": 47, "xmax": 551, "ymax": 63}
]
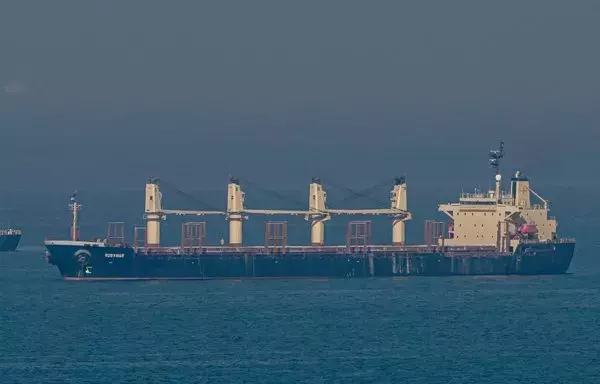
[{"xmin": 1, "ymin": 1, "xmax": 599, "ymax": 191}]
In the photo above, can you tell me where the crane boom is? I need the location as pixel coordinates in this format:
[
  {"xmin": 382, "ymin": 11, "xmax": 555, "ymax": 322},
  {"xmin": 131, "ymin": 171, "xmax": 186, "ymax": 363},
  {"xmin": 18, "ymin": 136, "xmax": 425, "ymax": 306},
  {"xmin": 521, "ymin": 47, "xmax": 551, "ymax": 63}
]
[
  {"xmin": 162, "ymin": 209, "xmax": 226, "ymax": 216},
  {"xmin": 160, "ymin": 208, "xmax": 410, "ymax": 217},
  {"xmin": 327, "ymin": 208, "xmax": 410, "ymax": 216},
  {"xmin": 244, "ymin": 209, "xmax": 310, "ymax": 215}
]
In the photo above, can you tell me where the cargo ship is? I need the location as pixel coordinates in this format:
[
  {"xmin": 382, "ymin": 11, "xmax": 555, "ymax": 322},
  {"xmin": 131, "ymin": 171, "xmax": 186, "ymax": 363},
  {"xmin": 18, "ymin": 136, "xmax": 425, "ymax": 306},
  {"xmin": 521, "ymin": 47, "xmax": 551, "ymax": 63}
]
[
  {"xmin": 0, "ymin": 228, "xmax": 22, "ymax": 252},
  {"xmin": 44, "ymin": 143, "xmax": 575, "ymax": 280}
]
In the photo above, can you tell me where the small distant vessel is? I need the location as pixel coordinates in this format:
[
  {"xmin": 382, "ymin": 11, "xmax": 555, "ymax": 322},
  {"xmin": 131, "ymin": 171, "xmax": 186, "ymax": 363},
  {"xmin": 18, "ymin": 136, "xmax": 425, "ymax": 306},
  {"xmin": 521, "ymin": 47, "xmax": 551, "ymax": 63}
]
[
  {"xmin": 0, "ymin": 228, "xmax": 22, "ymax": 252},
  {"xmin": 44, "ymin": 142, "xmax": 575, "ymax": 280}
]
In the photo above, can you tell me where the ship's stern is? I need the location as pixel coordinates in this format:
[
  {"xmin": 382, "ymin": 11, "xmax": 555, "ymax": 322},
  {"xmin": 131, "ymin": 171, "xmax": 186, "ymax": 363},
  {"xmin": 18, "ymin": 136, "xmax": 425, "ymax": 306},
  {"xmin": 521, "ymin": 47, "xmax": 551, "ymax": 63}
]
[
  {"xmin": 513, "ymin": 239, "xmax": 575, "ymax": 274},
  {"xmin": 0, "ymin": 231, "xmax": 22, "ymax": 252}
]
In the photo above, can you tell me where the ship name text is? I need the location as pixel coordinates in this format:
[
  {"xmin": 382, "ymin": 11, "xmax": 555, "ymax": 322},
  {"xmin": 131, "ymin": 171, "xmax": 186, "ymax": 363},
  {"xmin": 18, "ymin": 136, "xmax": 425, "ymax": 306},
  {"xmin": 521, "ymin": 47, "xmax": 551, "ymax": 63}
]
[{"xmin": 105, "ymin": 253, "xmax": 125, "ymax": 258}]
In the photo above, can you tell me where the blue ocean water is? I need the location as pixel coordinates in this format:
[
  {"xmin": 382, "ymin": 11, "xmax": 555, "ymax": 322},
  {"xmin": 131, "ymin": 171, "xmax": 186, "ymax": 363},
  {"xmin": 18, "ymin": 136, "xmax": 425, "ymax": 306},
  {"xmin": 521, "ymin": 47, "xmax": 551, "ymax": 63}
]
[
  {"xmin": 2, "ymin": 183, "xmax": 600, "ymax": 383},
  {"xmin": 2, "ymin": 246, "xmax": 600, "ymax": 383}
]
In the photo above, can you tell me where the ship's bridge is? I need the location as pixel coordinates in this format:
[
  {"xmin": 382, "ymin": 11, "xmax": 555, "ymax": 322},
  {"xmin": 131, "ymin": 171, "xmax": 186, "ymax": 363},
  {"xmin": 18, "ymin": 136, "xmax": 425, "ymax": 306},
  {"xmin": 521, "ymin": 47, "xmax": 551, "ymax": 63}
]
[
  {"xmin": 458, "ymin": 190, "xmax": 513, "ymax": 205},
  {"xmin": 433, "ymin": 143, "xmax": 559, "ymax": 251},
  {"xmin": 438, "ymin": 172, "xmax": 557, "ymax": 248},
  {"xmin": 438, "ymin": 186, "xmax": 522, "ymax": 249}
]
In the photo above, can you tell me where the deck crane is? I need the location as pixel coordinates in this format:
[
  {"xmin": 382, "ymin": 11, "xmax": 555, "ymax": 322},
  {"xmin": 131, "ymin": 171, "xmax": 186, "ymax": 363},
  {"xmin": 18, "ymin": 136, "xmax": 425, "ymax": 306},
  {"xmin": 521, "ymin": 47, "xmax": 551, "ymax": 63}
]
[
  {"xmin": 143, "ymin": 177, "xmax": 226, "ymax": 247},
  {"xmin": 143, "ymin": 176, "xmax": 411, "ymax": 247}
]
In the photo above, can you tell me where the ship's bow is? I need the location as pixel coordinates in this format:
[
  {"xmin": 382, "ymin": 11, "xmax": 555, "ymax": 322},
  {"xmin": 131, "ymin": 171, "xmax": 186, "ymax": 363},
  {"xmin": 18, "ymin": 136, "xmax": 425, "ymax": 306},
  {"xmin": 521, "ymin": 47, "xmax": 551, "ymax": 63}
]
[{"xmin": 44, "ymin": 240, "xmax": 135, "ymax": 280}]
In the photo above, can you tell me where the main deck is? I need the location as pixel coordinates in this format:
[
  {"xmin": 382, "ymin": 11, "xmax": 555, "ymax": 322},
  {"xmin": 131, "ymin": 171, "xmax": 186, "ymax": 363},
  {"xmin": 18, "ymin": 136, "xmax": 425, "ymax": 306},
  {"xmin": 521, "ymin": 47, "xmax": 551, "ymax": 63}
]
[
  {"xmin": 135, "ymin": 244, "xmax": 505, "ymax": 256},
  {"xmin": 44, "ymin": 237, "xmax": 575, "ymax": 258}
]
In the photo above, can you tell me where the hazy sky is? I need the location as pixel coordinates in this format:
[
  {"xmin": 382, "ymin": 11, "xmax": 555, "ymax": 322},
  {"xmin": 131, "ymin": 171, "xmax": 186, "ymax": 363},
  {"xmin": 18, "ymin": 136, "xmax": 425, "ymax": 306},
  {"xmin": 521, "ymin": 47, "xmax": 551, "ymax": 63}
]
[{"xmin": 1, "ymin": 1, "xmax": 599, "ymax": 192}]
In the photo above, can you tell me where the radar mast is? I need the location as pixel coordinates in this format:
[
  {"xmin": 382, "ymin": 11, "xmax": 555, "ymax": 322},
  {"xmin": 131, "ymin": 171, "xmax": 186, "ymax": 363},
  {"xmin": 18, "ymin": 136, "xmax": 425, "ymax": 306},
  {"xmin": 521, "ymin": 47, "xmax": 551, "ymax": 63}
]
[{"xmin": 488, "ymin": 142, "xmax": 504, "ymax": 203}]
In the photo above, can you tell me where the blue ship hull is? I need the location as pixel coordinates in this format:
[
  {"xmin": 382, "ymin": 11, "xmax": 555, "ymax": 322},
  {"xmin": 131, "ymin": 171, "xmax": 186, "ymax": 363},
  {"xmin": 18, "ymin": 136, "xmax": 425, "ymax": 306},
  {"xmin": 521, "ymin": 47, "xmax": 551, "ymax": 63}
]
[
  {"xmin": 0, "ymin": 234, "xmax": 22, "ymax": 252},
  {"xmin": 44, "ymin": 240, "xmax": 575, "ymax": 280}
]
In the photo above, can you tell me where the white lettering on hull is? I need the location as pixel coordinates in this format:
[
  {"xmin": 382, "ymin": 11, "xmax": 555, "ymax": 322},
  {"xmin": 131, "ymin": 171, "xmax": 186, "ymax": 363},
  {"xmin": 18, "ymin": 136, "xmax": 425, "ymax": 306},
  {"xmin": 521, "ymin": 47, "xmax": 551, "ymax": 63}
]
[{"xmin": 105, "ymin": 253, "xmax": 125, "ymax": 258}]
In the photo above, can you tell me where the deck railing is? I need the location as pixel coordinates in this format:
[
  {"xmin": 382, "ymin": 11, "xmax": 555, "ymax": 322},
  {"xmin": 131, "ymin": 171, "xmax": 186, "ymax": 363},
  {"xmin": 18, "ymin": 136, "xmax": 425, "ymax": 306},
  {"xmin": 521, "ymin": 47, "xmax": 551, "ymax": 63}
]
[{"xmin": 133, "ymin": 243, "xmax": 501, "ymax": 256}]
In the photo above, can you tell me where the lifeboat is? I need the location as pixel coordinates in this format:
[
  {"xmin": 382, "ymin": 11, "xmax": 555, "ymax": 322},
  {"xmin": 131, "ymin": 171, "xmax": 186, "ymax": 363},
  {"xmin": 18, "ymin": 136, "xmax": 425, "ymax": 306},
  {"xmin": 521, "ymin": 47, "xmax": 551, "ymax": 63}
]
[{"xmin": 518, "ymin": 223, "xmax": 538, "ymax": 235}]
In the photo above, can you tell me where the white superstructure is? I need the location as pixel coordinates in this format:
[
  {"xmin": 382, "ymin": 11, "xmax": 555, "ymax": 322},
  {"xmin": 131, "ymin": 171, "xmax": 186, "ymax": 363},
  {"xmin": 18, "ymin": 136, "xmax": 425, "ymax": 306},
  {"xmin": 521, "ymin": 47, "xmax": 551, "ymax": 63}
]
[{"xmin": 437, "ymin": 143, "xmax": 556, "ymax": 251}]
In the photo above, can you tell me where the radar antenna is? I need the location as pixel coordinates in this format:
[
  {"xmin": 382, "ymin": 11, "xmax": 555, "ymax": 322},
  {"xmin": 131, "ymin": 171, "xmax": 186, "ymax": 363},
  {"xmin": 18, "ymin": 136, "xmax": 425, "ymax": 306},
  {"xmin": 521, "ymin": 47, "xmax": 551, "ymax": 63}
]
[
  {"xmin": 488, "ymin": 142, "xmax": 505, "ymax": 203},
  {"xmin": 488, "ymin": 141, "xmax": 504, "ymax": 175}
]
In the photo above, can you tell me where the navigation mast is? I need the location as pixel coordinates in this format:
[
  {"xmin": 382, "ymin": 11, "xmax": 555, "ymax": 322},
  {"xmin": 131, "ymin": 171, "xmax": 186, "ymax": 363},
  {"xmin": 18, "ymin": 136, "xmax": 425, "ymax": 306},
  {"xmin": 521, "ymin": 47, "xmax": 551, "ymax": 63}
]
[
  {"xmin": 488, "ymin": 141, "xmax": 505, "ymax": 202},
  {"xmin": 69, "ymin": 190, "xmax": 82, "ymax": 241}
]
